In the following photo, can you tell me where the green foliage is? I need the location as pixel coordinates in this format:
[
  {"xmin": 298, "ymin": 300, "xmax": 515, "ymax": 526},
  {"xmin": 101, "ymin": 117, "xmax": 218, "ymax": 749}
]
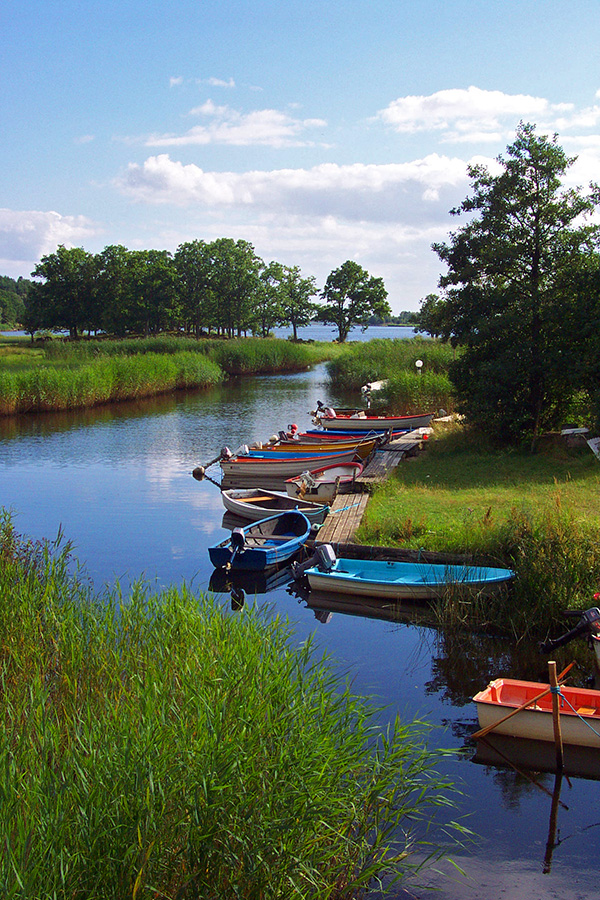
[
  {"xmin": 431, "ymin": 123, "xmax": 600, "ymax": 447},
  {"xmin": 0, "ymin": 513, "xmax": 460, "ymax": 899},
  {"xmin": 316, "ymin": 261, "xmax": 391, "ymax": 342}
]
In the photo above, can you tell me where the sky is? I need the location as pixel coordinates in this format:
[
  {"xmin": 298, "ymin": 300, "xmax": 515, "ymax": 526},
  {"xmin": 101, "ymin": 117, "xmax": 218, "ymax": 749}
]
[{"xmin": 2, "ymin": 0, "xmax": 600, "ymax": 313}]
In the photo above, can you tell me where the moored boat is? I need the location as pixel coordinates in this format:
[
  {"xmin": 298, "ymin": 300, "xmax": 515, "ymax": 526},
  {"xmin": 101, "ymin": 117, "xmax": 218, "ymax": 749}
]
[
  {"xmin": 285, "ymin": 461, "xmax": 364, "ymax": 503},
  {"xmin": 220, "ymin": 448, "xmax": 360, "ymax": 482},
  {"xmin": 317, "ymin": 412, "xmax": 434, "ymax": 432},
  {"xmin": 208, "ymin": 510, "xmax": 311, "ymax": 571},
  {"xmin": 273, "ymin": 436, "xmax": 378, "ymax": 460},
  {"xmin": 473, "ymin": 678, "xmax": 600, "ymax": 748},
  {"xmin": 295, "ymin": 545, "xmax": 514, "ymax": 600},
  {"xmin": 221, "ymin": 488, "xmax": 329, "ymax": 524}
]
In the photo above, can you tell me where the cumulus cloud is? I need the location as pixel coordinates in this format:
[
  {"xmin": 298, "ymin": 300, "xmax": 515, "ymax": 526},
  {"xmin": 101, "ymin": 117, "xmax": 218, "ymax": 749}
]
[
  {"xmin": 116, "ymin": 153, "xmax": 471, "ymax": 225},
  {"xmin": 0, "ymin": 209, "xmax": 100, "ymax": 270},
  {"xmin": 146, "ymin": 101, "xmax": 327, "ymax": 148},
  {"xmin": 376, "ymin": 86, "xmax": 572, "ymax": 142}
]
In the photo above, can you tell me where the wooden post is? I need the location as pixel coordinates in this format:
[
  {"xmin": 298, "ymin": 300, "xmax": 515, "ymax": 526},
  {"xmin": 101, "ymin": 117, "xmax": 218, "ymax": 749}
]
[{"xmin": 548, "ymin": 661, "xmax": 564, "ymax": 771}]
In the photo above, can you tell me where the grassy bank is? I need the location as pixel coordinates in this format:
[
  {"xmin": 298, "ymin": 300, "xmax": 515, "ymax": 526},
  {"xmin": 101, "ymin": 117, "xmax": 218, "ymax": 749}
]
[
  {"xmin": 0, "ymin": 513, "xmax": 460, "ymax": 899},
  {"xmin": 357, "ymin": 424, "xmax": 600, "ymax": 640},
  {"xmin": 326, "ymin": 339, "xmax": 455, "ymax": 413},
  {"xmin": 0, "ymin": 337, "xmax": 340, "ymax": 415}
]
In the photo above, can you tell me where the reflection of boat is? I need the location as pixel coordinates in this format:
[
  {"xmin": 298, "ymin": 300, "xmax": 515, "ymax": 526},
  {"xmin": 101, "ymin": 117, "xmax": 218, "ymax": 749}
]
[
  {"xmin": 473, "ymin": 732, "xmax": 600, "ymax": 781},
  {"xmin": 317, "ymin": 412, "xmax": 434, "ymax": 432},
  {"xmin": 208, "ymin": 511, "xmax": 311, "ymax": 571},
  {"xmin": 473, "ymin": 678, "xmax": 600, "ymax": 748},
  {"xmin": 285, "ymin": 462, "xmax": 364, "ymax": 503},
  {"xmin": 296, "ymin": 586, "xmax": 438, "ymax": 626},
  {"xmin": 209, "ymin": 565, "xmax": 295, "ymax": 596},
  {"xmin": 221, "ymin": 488, "xmax": 329, "ymax": 524},
  {"xmin": 298, "ymin": 547, "xmax": 514, "ymax": 600}
]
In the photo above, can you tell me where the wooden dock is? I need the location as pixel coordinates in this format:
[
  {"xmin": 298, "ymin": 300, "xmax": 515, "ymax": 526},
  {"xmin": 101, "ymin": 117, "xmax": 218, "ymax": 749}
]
[
  {"xmin": 312, "ymin": 430, "xmax": 429, "ymax": 543},
  {"xmin": 313, "ymin": 492, "xmax": 370, "ymax": 543}
]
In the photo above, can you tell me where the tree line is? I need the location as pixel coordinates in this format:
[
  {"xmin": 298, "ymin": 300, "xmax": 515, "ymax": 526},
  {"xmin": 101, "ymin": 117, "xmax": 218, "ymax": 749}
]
[
  {"xmin": 21, "ymin": 239, "xmax": 391, "ymax": 343},
  {"xmin": 0, "ymin": 276, "xmax": 33, "ymax": 326}
]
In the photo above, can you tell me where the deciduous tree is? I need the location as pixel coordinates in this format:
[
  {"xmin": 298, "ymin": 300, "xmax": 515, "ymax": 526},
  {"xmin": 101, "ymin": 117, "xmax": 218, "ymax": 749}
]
[{"xmin": 316, "ymin": 261, "xmax": 390, "ymax": 342}]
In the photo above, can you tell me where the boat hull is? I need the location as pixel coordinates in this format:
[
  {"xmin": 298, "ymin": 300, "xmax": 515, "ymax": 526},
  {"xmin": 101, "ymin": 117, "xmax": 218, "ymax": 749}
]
[
  {"xmin": 274, "ymin": 438, "xmax": 377, "ymax": 459},
  {"xmin": 319, "ymin": 412, "xmax": 434, "ymax": 432},
  {"xmin": 473, "ymin": 677, "xmax": 600, "ymax": 748},
  {"xmin": 221, "ymin": 488, "xmax": 329, "ymax": 524},
  {"xmin": 208, "ymin": 511, "xmax": 311, "ymax": 571},
  {"xmin": 221, "ymin": 448, "xmax": 359, "ymax": 481},
  {"xmin": 305, "ymin": 557, "xmax": 514, "ymax": 600}
]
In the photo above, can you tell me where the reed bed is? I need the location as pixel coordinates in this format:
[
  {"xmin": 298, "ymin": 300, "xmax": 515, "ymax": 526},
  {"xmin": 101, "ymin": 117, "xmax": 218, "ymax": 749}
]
[
  {"xmin": 0, "ymin": 352, "xmax": 224, "ymax": 414},
  {"xmin": 0, "ymin": 513, "xmax": 460, "ymax": 899},
  {"xmin": 326, "ymin": 339, "xmax": 455, "ymax": 413}
]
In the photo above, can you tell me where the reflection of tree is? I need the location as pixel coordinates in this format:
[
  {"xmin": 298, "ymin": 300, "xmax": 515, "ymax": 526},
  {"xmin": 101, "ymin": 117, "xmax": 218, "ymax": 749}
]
[{"xmin": 426, "ymin": 627, "xmax": 596, "ymax": 710}]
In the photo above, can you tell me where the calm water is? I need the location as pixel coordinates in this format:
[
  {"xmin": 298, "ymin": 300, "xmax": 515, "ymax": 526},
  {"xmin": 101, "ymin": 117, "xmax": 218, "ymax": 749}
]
[{"xmin": 1, "ymin": 358, "xmax": 600, "ymax": 899}]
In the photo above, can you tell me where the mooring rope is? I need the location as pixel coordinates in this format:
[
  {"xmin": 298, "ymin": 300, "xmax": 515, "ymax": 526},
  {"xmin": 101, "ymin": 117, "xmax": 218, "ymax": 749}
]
[{"xmin": 554, "ymin": 687, "xmax": 600, "ymax": 740}]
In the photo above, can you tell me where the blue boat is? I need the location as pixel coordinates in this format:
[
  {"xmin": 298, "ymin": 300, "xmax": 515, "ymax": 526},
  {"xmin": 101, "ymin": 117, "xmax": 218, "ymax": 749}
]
[
  {"xmin": 209, "ymin": 511, "xmax": 311, "ymax": 571},
  {"xmin": 295, "ymin": 545, "xmax": 514, "ymax": 600}
]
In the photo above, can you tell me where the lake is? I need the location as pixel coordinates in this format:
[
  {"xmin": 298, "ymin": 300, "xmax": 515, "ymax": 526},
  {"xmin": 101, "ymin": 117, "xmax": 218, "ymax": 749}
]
[{"xmin": 1, "ymin": 356, "xmax": 599, "ymax": 899}]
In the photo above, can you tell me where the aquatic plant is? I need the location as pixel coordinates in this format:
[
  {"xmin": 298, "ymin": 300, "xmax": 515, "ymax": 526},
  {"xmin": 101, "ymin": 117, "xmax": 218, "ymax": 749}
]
[{"xmin": 0, "ymin": 513, "xmax": 461, "ymax": 899}]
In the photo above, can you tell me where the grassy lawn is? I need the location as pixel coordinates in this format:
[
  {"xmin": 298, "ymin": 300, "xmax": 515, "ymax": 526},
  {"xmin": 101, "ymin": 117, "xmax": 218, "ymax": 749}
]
[{"xmin": 360, "ymin": 425, "xmax": 600, "ymax": 551}]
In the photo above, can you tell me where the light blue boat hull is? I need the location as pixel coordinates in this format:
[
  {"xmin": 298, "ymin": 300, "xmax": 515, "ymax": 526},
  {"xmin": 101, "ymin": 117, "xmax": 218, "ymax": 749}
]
[{"xmin": 305, "ymin": 557, "xmax": 514, "ymax": 600}]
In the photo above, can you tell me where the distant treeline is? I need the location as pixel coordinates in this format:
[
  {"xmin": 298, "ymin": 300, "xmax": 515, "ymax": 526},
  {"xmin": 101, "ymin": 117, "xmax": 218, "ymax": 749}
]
[
  {"xmin": 6, "ymin": 240, "xmax": 418, "ymax": 341},
  {"xmin": 0, "ymin": 275, "xmax": 33, "ymax": 326}
]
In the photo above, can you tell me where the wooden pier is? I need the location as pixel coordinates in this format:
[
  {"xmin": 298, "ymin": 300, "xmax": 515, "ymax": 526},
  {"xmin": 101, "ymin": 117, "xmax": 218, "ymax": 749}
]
[{"xmin": 314, "ymin": 430, "xmax": 428, "ymax": 543}]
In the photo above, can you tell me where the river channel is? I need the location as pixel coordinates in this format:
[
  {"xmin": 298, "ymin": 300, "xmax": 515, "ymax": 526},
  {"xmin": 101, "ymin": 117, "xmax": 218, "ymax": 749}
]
[{"xmin": 1, "ymin": 355, "xmax": 600, "ymax": 899}]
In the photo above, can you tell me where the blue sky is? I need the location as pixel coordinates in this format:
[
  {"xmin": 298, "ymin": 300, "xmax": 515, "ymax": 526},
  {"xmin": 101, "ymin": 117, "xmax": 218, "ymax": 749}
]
[{"xmin": 2, "ymin": 0, "xmax": 600, "ymax": 311}]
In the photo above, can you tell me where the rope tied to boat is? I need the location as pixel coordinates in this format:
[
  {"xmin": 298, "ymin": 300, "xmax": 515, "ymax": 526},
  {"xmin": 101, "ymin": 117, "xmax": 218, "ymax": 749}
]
[{"xmin": 553, "ymin": 687, "xmax": 600, "ymax": 740}]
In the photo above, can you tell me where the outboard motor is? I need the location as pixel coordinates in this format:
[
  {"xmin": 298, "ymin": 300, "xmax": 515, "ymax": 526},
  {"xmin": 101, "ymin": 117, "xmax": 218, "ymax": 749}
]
[
  {"xmin": 292, "ymin": 543, "xmax": 337, "ymax": 580},
  {"xmin": 540, "ymin": 606, "xmax": 600, "ymax": 653},
  {"xmin": 231, "ymin": 528, "xmax": 245, "ymax": 552}
]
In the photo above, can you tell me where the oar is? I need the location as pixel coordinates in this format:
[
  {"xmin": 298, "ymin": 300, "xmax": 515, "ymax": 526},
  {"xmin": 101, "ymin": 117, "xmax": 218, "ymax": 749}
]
[{"xmin": 472, "ymin": 662, "xmax": 575, "ymax": 741}]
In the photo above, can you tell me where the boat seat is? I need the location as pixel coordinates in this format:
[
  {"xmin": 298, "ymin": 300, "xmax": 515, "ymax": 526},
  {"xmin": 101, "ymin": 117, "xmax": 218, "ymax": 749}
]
[{"xmin": 576, "ymin": 706, "xmax": 596, "ymax": 716}]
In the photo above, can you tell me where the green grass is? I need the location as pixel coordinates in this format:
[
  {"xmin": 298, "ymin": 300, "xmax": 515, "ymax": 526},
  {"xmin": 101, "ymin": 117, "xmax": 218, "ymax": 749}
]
[
  {"xmin": 0, "ymin": 512, "xmax": 461, "ymax": 899},
  {"xmin": 357, "ymin": 424, "xmax": 600, "ymax": 638}
]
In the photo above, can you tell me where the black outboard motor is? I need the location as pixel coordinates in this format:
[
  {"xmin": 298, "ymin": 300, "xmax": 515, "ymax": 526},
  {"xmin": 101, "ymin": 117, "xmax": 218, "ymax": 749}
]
[
  {"xmin": 291, "ymin": 543, "xmax": 337, "ymax": 580},
  {"xmin": 231, "ymin": 528, "xmax": 245, "ymax": 552},
  {"xmin": 540, "ymin": 607, "xmax": 600, "ymax": 653}
]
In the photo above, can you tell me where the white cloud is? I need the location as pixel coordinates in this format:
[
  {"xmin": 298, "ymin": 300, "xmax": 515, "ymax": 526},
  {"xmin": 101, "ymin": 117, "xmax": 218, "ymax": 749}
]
[
  {"xmin": 146, "ymin": 101, "xmax": 327, "ymax": 148},
  {"xmin": 169, "ymin": 76, "xmax": 183, "ymax": 87},
  {"xmin": 205, "ymin": 77, "xmax": 235, "ymax": 88},
  {"xmin": 376, "ymin": 86, "xmax": 572, "ymax": 143},
  {"xmin": 0, "ymin": 209, "xmax": 100, "ymax": 273},
  {"xmin": 117, "ymin": 153, "xmax": 470, "ymax": 225}
]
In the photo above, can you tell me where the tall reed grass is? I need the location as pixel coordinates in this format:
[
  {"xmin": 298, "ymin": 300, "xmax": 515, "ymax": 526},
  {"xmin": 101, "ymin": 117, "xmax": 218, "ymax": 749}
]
[
  {"xmin": 0, "ymin": 352, "xmax": 224, "ymax": 414},
  {"xmin": 0, "ymin": 513, "xmax": 461, "ymax": 899},
  {"xmin": 326, "ymin": 339, "xmax": 455, "ymax": 412}
]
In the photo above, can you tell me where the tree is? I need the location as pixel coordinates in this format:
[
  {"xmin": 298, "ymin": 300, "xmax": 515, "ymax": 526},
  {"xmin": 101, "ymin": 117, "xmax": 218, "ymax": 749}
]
[
  {"xmin": 31, "ymin": 245, "xmax": 100, "ymax": 338},
  {"xmin": 316, "ymin": 261, "xmax": 390, "ymax": 342},
  {"xmin": 174, "ymin": 240, "xmax": 216, "ymax": 336},
  {"xmin": 255, "ymin": 261, "xmax": 286, "ymax": 338},
  {"xmin": 207, "ymin": 239, "xmax": 263, "ymax": 337},
  {"xmin": 277, "ymin": 265, "xmax": 317, "ymax": 340},
  {"xmin": 432, "ymin": 122, "xmax": 600, "ymax": 446}
]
